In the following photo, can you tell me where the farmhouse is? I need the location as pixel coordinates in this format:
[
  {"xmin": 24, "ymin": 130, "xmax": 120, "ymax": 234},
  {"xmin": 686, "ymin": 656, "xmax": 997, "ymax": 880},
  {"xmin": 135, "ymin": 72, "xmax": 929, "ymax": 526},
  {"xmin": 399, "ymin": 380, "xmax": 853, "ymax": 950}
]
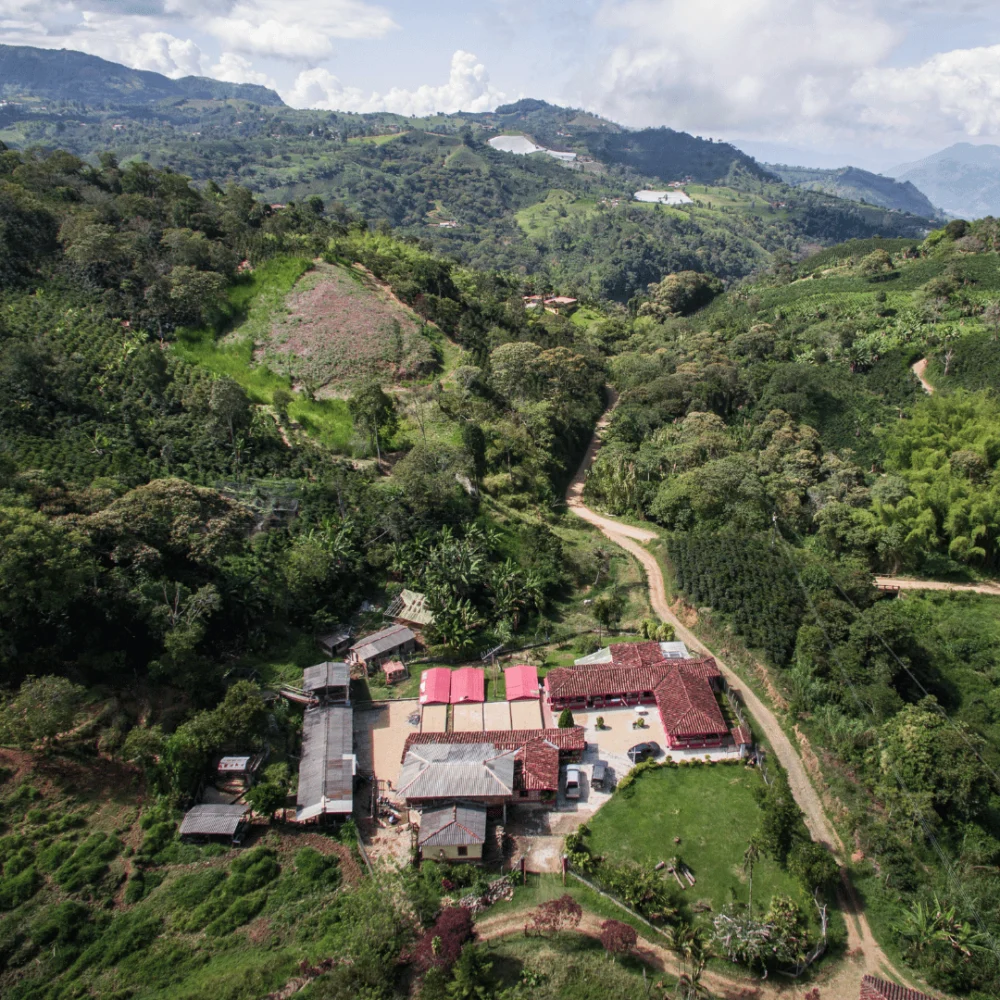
[
  {"xmin": 397, "ymin": 743, "xmax": 516, "ymax": 808},
  {"xmin": 574, "ymin": 640, "xmax": 690, "ymax": 666},
  {"xmin": 348, "ymin": 623, "xmax": 416, "ymax": 673},
  {"xmin": 859, "ymin": 976, "xmax": 932, "ymax": 1000},
  {"xmin": 544, "ymin": 295, "xmax": 578, "ymax": 314},
  {"xmin": 544, "ymin": 649, "xmax": 734, "ymax": 751},
  {"xmin": 416, "ymin": 802, "xmax": 487, "ymax": 862}
]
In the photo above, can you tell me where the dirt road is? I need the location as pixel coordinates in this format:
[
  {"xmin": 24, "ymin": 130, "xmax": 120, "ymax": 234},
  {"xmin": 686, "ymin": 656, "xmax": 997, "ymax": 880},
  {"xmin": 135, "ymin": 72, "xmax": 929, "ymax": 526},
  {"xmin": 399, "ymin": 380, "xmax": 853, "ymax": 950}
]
[
  {"xmin": 876, "ymin": 575, "xmax": 1000, "ymax": 597},
  {"xmin": 565, "ymin": 395, "xmax": 921, "ymax": 995},
  {"xmin": 911, "ymin": 358, "xmax": 934, "ymax": 394}
]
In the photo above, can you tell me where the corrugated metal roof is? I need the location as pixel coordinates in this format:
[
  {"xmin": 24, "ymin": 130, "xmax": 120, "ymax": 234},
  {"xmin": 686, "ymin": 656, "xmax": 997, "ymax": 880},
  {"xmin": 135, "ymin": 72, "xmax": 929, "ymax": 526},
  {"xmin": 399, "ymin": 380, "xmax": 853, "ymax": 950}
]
[
  {"xmin": 574, "ymin": 647, "xmax": 613, "ymax": 666},
  {"xmin": 418, "ymin": 802, "xmax": 487, "ymax": 846},
  {"xmin": 296, "ymin": 705, "xmax": 355, "ymax": 819},
  {"xmin": 450, "ymin": 667, "xmax": 485, "ymax": 704},
  {"xmin": 420, "ymin": 667, "xmax": 452, "ymax": 705},
  {"xmin": 303, "ymin": 661, "xmax": 350, "ymax": 692},
  {"xmin": 350, "ymin": 624, "xmax": 415, "ymax": 661},
  {"xmin": 386, "ymin": 589, "xmax": 436, "ymax": 626},
  {"xmin": 398, "ymin": 743, "xmax": 515, "ymax": 800},
  {"xmin": 504, "ymin": 664, "xmax": 539, "ymax": 700},
  {"xmin": 179, "ymin": 803, "xmax": 248, "ymax": 837}
]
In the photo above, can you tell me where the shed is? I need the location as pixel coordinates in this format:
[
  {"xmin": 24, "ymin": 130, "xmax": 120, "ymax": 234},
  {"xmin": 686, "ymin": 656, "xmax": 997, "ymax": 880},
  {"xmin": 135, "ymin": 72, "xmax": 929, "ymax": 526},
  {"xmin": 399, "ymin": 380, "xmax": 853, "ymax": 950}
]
[
  {"xmin": 417, "ymin": 802, "xmax": 487, "ymax": 862},
  {"xmin": 382, "ymin": 659, "xmax": 408, "ymax": 684},
  {"xmin": 420, "ymin": 667, "xmax": 452, "ymax": 705},
  {"xmin": 179, "ymin": 803, "xmax": 249, "ymax": 842},
  {"xmin": 504, "ymin": 664, "xmax": 539, "ymax": 701},
  {"xmin": 385, "ymin": 589, "xmax": 435, "ymax": 628},
  {"xmin": 451, "ymin": 667, "xmax": 485, "ymax": 704},
  {"xmin": 317, "ymin": 626, "xmax": 352, "ymax": 658},
  {"xmin": 303, "ymin": 662, "xmax": 351, "ymax": 703},
  {"xmin": 296, "ymin": 704, "xmax": 355, "ymax": 822},
  {"xmin": 348, "ymin": 623, "xmax": 416, "ymax": 672}
]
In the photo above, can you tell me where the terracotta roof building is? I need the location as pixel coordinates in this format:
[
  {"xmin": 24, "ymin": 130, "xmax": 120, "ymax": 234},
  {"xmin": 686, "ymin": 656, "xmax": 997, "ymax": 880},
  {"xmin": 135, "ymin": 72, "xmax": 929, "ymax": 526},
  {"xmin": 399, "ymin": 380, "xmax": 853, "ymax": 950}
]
[
  {"xmin": 859, "ymin": 976, "xmax": 932, "ymax": 1000},
  {"xmin": 544, "ymin": 652, "xmax": 732, "ymax": 752}
]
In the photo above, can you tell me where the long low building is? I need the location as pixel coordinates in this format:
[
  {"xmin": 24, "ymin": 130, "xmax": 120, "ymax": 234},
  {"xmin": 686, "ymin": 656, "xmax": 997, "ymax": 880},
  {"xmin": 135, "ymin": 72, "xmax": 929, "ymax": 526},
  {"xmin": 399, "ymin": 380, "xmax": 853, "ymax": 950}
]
[
  {"xmin": 544, "ymin": 647, "xmax": 735, "ymax": 751},
  {"xmin": 296, "ymin": 704, "xmax": 355, "ymax": 822}
]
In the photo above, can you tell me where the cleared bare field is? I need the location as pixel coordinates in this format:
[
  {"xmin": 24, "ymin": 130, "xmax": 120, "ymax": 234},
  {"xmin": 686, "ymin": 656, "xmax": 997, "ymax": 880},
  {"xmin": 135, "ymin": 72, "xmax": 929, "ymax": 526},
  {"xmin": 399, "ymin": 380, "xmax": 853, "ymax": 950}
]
[{"xmin": 256, "ymin": 261, "xmax": 437, "ymax": 393}]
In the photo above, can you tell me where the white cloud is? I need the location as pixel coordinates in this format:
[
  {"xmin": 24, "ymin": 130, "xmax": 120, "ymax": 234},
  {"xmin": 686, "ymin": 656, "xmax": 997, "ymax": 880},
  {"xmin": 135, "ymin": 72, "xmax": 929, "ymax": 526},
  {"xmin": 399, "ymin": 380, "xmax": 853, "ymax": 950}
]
[
  {"xmin": 285, "ymin": 50, "xmax": 505, "ymax": 115},
  {"xmin": 205, "ymin": 0, "xmax": 396, "ymax": 60},
  {"xmin": 126, "ymin": 30, "xmax": 206, "ymax": 78},
  {"xmin": 588, "ymin": 0, "xmax": 898, "ymax": 139},
  {"xmin": 854, "ymin": 44, "xmax": 1000, "ymax": 136},
  {"xmin": 210, "ymin": 52, "xmax": 277, "ymax": 88}
]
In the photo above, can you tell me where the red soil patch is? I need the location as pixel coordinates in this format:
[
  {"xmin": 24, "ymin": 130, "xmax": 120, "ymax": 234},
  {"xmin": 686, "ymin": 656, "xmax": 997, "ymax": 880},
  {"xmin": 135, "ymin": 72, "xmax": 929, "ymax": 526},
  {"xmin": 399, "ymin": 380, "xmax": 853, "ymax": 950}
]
[{"xmin": 257, "ymin": 262, "xmax": 437, "ymax": 392}]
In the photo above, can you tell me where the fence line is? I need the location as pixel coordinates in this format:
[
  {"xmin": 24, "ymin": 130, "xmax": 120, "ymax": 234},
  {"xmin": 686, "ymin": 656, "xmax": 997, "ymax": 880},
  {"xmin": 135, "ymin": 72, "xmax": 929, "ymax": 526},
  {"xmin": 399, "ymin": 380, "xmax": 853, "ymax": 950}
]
[
  {"xmin": 354, "ymin": 831, "xmax": 375, "ymax": 878},
  {"xmin": 567, "ymin": 869, "xmax": 672, "ymax": 941}
]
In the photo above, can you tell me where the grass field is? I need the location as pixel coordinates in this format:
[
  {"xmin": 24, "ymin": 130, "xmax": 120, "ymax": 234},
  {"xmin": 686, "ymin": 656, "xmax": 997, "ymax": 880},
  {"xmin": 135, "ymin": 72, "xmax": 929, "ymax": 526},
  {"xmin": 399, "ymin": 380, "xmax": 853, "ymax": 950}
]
[
  {"xmin": 172, "ymin": 257, "xmax": 355, "ymax": 453},
  {"xmin": 582, "ymin": 765, "xmax": 809, "ymax": 918},
  {"xmin": 515, "ymin": 189, "xmax": 600, "ymax": 238}
]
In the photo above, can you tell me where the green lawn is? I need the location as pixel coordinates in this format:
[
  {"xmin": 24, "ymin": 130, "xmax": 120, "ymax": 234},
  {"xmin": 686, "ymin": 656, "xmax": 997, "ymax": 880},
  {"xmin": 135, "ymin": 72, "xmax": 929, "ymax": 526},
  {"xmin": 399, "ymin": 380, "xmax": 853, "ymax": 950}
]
[
  {"xmin": 515, "ymin": 189, "xmax": 600, "ymax": 238},
  {"xmin": 583, "ymin": 764, "xmax": 809, "ymax": 918}
]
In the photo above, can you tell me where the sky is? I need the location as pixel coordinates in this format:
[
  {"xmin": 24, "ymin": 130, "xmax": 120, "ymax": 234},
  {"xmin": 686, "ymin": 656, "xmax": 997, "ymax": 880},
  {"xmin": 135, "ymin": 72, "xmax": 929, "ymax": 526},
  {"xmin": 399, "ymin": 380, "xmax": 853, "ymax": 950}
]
[{"xmin": 5, "ymin": 1, "xmax": 1000, "ymax": 171}]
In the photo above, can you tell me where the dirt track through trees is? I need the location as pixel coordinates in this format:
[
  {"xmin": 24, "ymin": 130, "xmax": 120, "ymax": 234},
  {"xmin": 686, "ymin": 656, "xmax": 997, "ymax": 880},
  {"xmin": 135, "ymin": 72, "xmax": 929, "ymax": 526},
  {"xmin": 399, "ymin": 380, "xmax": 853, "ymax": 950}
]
[
  {"xmin": 563, "ymin": 392, "xmax": 928, "ymax": 998},
  {"xmin": 875, "ymin": 575, "xmax": 1000, "ymax": 597}
]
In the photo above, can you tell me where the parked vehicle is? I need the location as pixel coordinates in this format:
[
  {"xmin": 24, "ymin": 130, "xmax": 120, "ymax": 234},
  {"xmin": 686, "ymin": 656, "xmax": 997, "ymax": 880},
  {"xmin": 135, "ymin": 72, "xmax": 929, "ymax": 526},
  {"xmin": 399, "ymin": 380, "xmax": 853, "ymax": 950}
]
[
  {"xmin": 627, "ymin": 742, "xmax": 661, "ymax": 763},
  {"xmin": 565, "ymin": 765, "xmax": 582, "ymax": 799},
  {"xmin": 591, "ymin": 761, "xmax": 607, "ymax": 789}
]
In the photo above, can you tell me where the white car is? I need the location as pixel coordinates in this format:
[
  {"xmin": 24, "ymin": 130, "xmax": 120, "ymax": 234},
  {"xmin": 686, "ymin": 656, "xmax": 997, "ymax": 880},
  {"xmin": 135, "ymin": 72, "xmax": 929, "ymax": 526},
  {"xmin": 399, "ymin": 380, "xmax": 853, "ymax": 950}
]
[{"xmin": 565, "ymin": 765, "xmax": 582, "ymax": 799}]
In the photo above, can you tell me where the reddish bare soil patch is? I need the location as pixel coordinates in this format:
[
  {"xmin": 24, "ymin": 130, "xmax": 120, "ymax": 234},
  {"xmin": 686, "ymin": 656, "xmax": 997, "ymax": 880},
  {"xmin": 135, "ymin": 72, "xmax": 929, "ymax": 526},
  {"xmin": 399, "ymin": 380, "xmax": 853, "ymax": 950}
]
[
  {"xmin": 257, "ymin": 262, "xmax": 438, "ymax": 392},
  {"xmin": 275, "ymin": 827, "xmax": 363, "ymax": 886}
]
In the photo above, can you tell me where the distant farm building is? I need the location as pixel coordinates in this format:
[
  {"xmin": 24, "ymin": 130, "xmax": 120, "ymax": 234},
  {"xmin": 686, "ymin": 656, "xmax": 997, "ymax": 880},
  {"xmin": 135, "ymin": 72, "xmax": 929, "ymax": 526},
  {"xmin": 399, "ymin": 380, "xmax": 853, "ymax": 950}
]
[
  {"xmin": 417, "ymin": 802, "xmax": 487, "ymax": 862},
  {"xmin": 348, "ymin": 623, "xmax": 416, "ymax": 673},
  {"xmin": 544, "ymin": 296, "xmax": 578, "ymax": 315},
  {"xmin": 385, "ymin": 589, "xmax": 435, "ymax": 629},
  {"xmin": 179, "ymin": 803, "xmax": 249, "ymax": 844}
]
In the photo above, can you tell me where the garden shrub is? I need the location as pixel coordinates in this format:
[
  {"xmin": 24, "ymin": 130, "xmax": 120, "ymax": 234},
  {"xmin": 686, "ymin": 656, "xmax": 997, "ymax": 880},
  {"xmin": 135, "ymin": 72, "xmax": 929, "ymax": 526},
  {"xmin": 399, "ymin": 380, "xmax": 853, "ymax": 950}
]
[
  {"xmin": 38, "ymin": 838, "xmax": 76, "ymax": 872},
  {"xmin": 205, "ymin": 889, "xmax": 268, "ymax": 937},
  {"xmin": 294, "ymin": 847, "xmax": 341, "ymax": 889},
  {"xmin": 4, "ymin": 845, "xmax": 34, "ymax": 875}
]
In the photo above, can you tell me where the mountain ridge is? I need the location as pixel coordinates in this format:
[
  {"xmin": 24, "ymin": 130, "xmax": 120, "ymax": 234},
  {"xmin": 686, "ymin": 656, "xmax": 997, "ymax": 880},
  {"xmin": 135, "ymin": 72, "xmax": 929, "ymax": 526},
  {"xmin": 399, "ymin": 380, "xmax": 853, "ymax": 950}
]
[
  {"xmin": 890, "ymin": 142, "xmax": 1000, "ymax": 219},
  {"xmin": 0, "ymin": 43, "xmax": 286, "ymax": 107}
]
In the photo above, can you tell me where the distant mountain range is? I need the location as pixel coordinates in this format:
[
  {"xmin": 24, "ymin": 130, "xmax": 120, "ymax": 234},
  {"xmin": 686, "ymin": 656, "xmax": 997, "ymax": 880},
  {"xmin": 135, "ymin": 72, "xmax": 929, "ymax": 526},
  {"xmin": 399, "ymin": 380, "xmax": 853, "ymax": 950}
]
[
  {"xmin": 764, "ymin": 163, "xmax": 941, "ymax": 218},
  {"xmin": 0, "ymin": 43, "xmax": 285, "ymax": 107},
  {"xmin": 890, "ymin": 143, "xmax": 1000, "ymax": 220}
]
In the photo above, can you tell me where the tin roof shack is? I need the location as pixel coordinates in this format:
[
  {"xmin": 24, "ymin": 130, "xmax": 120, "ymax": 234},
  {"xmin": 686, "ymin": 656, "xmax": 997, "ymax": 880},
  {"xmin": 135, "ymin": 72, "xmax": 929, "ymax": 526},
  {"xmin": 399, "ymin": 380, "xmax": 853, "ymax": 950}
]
[
  {"xmin": 398, "ymin": 743, "xmax": 516, "ymax": 812},
  {"xmin": 213, "ymin": 753, "xmax": 265, "ymax": 792},
  {"xmin": 179, "ymin": 803, "xmax": 250, "ymax": 845},
  {"xmin": 296, "ymin": 704, "xmax": 355, "ymax": 823},
  {"xmin": 303, "ymin": 662, "xmax": 351, "ymax": 704},
  {"xmin": 385, "ymin": 589, "xmax": 435, "ymax": 629},
  {"xmin": 348, "ymin": 624, "xmax": 416, "ymax": 675},
  {"xmin": 317, "ymin": 626, "xmax": 352, "ymax": 659},
  {"xmin": 417, "ymin": 802, "xmax": 487, "ymax": 862},
  {"xmin": 382, "ymin": 659, "xmax": 408, "ymax": 685}
]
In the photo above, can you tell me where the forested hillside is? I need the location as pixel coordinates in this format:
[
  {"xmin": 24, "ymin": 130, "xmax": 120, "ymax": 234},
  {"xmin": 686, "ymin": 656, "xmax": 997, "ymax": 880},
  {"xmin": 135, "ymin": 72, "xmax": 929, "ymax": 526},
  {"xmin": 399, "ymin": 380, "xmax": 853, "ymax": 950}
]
[{"xmin": 583, "ymin": 219, "xmax": 1000, "ymax": 998}]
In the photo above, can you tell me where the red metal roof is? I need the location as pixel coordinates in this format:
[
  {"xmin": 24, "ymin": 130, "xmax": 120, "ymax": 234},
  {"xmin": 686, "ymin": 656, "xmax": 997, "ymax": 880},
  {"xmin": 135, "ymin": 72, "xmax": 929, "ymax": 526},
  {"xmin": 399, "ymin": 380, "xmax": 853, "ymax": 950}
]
[
  {"xmin": 450, "ymin": 667, "xmax": 485, "ymax": 704},
  {"xmin": 654, "ymin": 668, "xmax": 728, "ymax": 738},
  {"xmin": 860, "ymin": 975, "xmax": 932, "ymax": 1000},
  {"xmin": 419, "ymin": 667, "xmax": 451, "ymax": 705},
  {"xmin": 505, "ymin": 664, "xmax": 539, "ymax": 700},
  {"xmin": 402, "ymin": 727, "xmax": 586, "ymax": 762}
]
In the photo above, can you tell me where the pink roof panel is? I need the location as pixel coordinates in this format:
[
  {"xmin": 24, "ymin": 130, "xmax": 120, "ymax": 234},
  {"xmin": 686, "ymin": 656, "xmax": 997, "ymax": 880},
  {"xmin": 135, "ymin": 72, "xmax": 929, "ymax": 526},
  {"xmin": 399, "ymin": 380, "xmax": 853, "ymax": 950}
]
[
  {"xmin": 419, "ymin": 667, "xmax": 451, "ymax": 705},
  {"xmin": 450, "ymin": 667, "xmax": 485, "ymax": 704},
  {"xmin": 505, "ymin": 664, "xmax": 539, "ymax": 700}
]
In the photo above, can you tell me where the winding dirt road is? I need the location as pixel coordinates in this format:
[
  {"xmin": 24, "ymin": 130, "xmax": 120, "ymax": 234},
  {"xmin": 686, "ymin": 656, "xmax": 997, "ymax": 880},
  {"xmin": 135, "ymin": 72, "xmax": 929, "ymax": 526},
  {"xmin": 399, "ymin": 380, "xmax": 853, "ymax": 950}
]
[
  {"xmin": 876, "ymin": 575, "xmax": 1000, "ymax": 597},
  {"xmin": 564, "ymin": 392, "xmax": 923, "ymax": 998}
]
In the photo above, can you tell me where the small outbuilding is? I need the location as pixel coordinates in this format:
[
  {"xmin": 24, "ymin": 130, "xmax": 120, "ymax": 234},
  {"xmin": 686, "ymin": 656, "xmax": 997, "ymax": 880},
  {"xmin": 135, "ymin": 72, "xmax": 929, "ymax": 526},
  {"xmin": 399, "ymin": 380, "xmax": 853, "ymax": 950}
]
[
  {"xmin": 504, "ymin": 664, "xmax": 539, "ymax": 701},
  {"xmin": 451, "ymin": 667, "xmax": 485, "ymax": 704},
  {"xmin": 382, "ymin": 659, "xmax": 408, "ymax": 685},
  {"xmin": 385, "ymin": 589, "xmax": 435, "ymax": 629},
  {"xmin": 420, "ymin": 667, "xmax": 452, "ymax": 705},
  {"xmin": 317, "ymin": 626, "xmax": 352, "ymax": 659},
  {"xmin": 417, "ymin": 802, "xmax": 487, "ymax": 862},
  {"xmin": 303, "ymin": 662, "xmax": 351, "ymax": 704},
  {"xmin": 179, "ymin": 803, "xmax": 250, "ymax": 844}
]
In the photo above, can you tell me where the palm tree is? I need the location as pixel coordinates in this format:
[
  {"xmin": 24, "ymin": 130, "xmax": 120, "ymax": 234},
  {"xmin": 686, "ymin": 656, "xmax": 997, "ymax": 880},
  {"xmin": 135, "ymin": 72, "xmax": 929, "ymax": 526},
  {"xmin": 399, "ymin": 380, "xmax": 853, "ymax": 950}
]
[{"xmin": 742, "ymin": 837, "xmax": 761, "ymax": 913}]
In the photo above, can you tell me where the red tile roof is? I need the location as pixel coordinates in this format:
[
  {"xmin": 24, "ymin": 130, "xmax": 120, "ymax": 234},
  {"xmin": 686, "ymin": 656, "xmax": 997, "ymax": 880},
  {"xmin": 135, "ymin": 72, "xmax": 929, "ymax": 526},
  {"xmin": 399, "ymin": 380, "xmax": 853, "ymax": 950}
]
[
  {"xmin": 505, "ymin": 664, "xmax": 539, "ymax": 700},
  {"xmin": 402, "ymin": 727, "xmax": 585, "ymax": 762},
  {"xmin": 419, "ymin": 667, "xmax": 451, "ymax": 705},
  {"xmin": 451, "ymin": 667, "xmax": 485, "ymax": 704},
  {"xmin": 655, "ymin": 668, "xmax": 728, "ymax": 738},
  {"xmin": 731, "ymin": 724, "xmax": 752, "ymax": 745},
  {"xmin": 545, "ymin": 656, "xmax": 720, "ymax": 700},
  {"xmin": 605, "ymin": 641, "xmax": 672, "ymax": 667},
  {"xmin": 860, "ymin": 975, "xmax": 932, "ymax": 1000},
  {"xmin": 518, "ymin": 739, "xmax": 560, "ymax": 791}
]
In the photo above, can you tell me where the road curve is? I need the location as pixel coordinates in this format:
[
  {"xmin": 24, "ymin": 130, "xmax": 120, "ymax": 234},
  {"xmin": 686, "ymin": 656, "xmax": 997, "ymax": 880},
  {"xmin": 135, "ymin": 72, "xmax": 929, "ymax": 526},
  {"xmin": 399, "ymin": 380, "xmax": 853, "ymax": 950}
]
[
  {"xmin": 877, "ymin": 575, "xmax": 1000, "ymax": 597},
  {"xmin": 566, "ymin": 394, "xmax": 923, "ymax": 995}
]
